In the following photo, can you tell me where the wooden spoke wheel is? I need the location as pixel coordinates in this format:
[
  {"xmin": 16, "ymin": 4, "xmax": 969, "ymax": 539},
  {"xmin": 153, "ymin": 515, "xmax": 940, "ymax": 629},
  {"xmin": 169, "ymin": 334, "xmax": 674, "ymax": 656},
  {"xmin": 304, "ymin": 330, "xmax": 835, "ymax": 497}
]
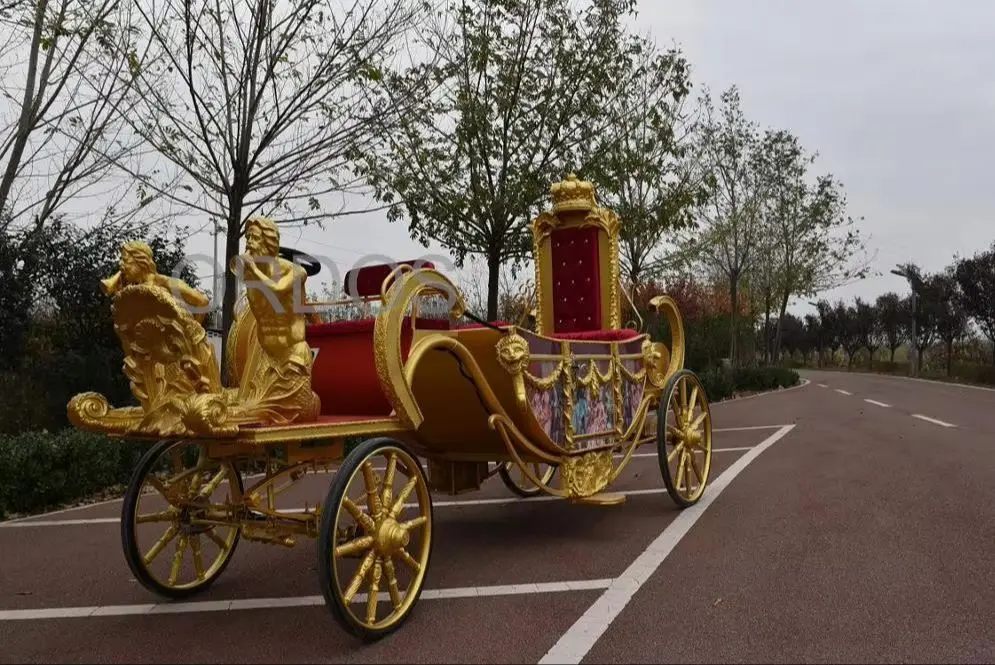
[
  {"xmin": 121, "ymin": 439, "xmax": 242, "ymax": 599},
  {"xmin": 657, "ymin": 369, "xmax": 713, "ymax": 508},
  {"xmin": 498, "ymin": 461, "xmax": 557, "ymax": 497},
  {"xmin": 317, "ymin": 437, "xmax": 433, "ymax": 642}
]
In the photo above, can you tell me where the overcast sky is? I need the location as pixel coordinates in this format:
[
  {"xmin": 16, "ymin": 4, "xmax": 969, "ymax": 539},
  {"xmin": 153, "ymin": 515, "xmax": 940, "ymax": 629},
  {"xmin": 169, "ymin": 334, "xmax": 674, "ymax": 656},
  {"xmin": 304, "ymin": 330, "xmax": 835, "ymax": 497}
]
[{"xmin": 182, "ymin": 0, "xmax": 995, "ymax": 316}]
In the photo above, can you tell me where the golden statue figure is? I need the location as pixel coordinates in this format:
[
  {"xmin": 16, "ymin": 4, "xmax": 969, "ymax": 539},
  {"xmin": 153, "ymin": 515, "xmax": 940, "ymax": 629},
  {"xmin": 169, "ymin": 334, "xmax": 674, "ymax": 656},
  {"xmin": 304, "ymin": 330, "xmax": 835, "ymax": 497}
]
[
  {"xmin": 102, "ymin": 241, "xmax": 211, "ymax": 323},
  {"xmin": 68, "ymin": 219, "xmax": 320, "ymax": 439},
  {"xmin": 69, "ymin": 239, "xmax": 234, "ymax": 437},
  {"xmin": 229, "ymin": 216, "xmax": 321, "ymax": 425}
]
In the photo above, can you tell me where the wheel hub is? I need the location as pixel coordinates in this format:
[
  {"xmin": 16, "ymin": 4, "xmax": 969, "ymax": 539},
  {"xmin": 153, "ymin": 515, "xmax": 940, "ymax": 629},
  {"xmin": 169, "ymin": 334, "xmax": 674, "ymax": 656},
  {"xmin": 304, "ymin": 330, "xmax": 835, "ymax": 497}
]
[{"xmin": 375, "ymin": 518, "xmax": 409, "ymax": 555}]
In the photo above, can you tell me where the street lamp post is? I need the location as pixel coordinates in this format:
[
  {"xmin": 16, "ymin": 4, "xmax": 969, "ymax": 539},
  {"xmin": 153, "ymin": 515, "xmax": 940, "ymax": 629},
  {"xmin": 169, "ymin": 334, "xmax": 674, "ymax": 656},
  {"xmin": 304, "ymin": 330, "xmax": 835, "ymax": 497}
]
[{"xmin": 891, "ymin": 267, "xmax": 918, "ymax": 377}]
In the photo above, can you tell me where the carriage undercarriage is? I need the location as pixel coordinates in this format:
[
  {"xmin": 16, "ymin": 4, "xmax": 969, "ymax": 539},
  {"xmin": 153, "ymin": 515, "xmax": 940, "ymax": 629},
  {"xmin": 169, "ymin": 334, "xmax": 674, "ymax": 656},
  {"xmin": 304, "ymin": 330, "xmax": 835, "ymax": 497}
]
[{"xmin": 119, "ymin": 364, "xmax": 711, "ymax": 641}]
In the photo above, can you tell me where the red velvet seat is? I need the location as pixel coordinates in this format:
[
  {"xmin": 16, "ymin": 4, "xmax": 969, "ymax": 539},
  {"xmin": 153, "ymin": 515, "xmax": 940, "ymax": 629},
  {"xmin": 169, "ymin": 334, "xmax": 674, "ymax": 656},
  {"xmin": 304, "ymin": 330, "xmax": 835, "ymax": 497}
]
[
  {"xmin": 306, "ymin": 317, "xmax": 450, "ymax": 416},
  {"xmin": 304, "ymin": 260, "xmax": 447, "ymax": 416},
  {"xmin": 546, "ymin": 329, "xmax": 641, "ymax": 342}
]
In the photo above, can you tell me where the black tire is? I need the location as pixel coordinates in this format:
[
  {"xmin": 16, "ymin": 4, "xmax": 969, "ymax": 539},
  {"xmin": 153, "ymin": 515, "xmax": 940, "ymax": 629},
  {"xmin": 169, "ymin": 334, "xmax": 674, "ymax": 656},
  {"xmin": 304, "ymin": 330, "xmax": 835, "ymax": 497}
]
[
  {"xmin": 317, "ymin": 437, "xmax": 434, "ymax": 642},
  {"xmin": 121, "ymin": 439, "xmax": 243, "ymax": 599},
  {"xmin": 498, "ymin": 461, "xmax": 557, "ymax": 497},
  {"xmin": 657, "ymin": 369, "xmax": 713, "ymax": 509}
]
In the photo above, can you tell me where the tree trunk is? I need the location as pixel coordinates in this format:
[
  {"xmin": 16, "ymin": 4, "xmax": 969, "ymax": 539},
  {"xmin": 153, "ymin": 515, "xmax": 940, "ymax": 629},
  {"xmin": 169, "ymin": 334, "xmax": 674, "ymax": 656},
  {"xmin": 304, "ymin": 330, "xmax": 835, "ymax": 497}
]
[
  {"xmin": 0, "ymin": 1, "xmax": 47, "ymax": 215},
  {"xmin": 890, "ymin": 346, "xmax": 896, "ymax": 363},
  {"xmin": 868, "ymin": 346, "xmax": 874, "ymax": 370},
  {"xmin": 946, "ymin": 339, "xmax": 953, "ymax": 376},
  {"xmin": 219, "ymin": 205, "xmax": 244, "ymax": 386},
  {"xmin": 729, "ymin": 276, "xmax": 739, "ymax": 368},
  {"xmin": 773, "ymin": 292, "xmax": 790, "ymax": 368},
  {"xmin": 763, "ymin": 294, "xmax": 774, "ymax": 365},
  {"xmin": 486, "ymin": 250, "xmax": 500, "ymax": 323}
]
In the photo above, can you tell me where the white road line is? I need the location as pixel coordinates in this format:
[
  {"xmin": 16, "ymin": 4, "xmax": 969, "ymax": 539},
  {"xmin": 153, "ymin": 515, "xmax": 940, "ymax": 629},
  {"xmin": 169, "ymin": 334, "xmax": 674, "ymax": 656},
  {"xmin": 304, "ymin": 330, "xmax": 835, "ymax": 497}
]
[
  {"xmin": 0, "ymin": 578, "xmax": 614, "ymax": 622},
  {"xmin": 0, "ymin": 446, "xmax": 762, "ymax": 530},
  {"xmin": 0, "ymin": 487, "xmax": 681, "ymax": 528},
  {"xmin": 817, "ymin": 383, "xmax": 828, "ymax": 388},
  {"xmin": 911, "ymin": 414, "xmax": 957, "ymax": 428},
  {"xmin": 864, "ymin": 399, "xmax": 891, "ymax": 408},
  {"xmin": 834, "ymin": 389, "xmax": 852, "ymax": 395},
  {"xmin": 2, "ymin": 436, "xmax": 785, "ymax": 528},
  {"xmin": 539, "ymin": 424, "xmax": 796, "ymax": 665}
]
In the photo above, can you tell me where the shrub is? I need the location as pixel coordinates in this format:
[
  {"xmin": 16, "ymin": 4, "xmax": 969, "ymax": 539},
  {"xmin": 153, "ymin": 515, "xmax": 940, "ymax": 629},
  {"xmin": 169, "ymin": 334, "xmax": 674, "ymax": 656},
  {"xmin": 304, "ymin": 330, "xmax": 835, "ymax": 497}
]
[
  {"xmin": 731, "ymin": 367, "xmax": 800, "ymax": 393},
  {"xmin": 697, "ymin": 365, "xmax": 736, "ymax": 402},
  {"xmin": 0, "ymin": 429, "xmax": 148, "ymax": 518},
  {"xmin": 689, "ymin": 365, "xmax": 799, "ymax": 404}
]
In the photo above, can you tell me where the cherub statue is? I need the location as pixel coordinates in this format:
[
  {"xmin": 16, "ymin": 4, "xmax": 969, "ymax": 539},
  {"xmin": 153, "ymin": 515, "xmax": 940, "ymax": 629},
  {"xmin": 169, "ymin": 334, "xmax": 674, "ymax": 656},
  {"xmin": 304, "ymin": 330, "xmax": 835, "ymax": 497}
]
[{"xmin": 102, "ymin": 241, "xmax": 211, "ymax": 323}]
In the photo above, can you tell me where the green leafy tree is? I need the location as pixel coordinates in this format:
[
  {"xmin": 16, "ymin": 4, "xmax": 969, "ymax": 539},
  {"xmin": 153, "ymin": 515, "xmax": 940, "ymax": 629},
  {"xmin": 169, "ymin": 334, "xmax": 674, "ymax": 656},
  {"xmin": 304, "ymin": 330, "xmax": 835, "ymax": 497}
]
[
  {"xmin": 813, "ymin": 298, "xmax": 841, "ymax": 366},
  {"xmin": 115, "ymin": 0, "xmax": 430, "ymax": 380},
  {"xmin": 672, "ymin": 86, "xmax": 765, "ymax": 366},
  {"xmin": 953, "ymin": 243, "xmax": 995, "ymax": 365},
  {"xmin": 583, "ymin": 35, "xmax": 705, "ymax": 289},
  {"xmin": 356, "ymin": 0, "xmax": 639, "ymax": 320},
  {"xmin": 897, "ymin": 262, "xmax": 939, "ymax": 372},
  {"xmin": 749, "ymin": 128, "xmax": 869, "ymax": 362},
  {"xmin": 777, "ymin": 312, "xmax": 805, "ymax": 363},
  {"xmin": 932, "ymin": 269, "xmax": 969, "ymax": 376},
  {"xmin": 837, "ymin": 300, "xmax": 862, "ymax": 368},
  {"xmin": 803, "ymin": 312, "xmax": 821, "ymax": 366},
  {"xmin": 875, "ymin": 291, "xmax": 908, "ymax": 363},
  {"xmin": 852, "ymin": 296, "xmax": 880, "ymax": 368}
]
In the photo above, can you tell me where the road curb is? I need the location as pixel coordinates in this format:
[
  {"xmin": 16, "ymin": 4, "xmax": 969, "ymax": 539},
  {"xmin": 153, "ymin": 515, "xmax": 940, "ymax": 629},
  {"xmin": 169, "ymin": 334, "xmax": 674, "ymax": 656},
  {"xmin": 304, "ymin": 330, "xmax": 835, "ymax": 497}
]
[
  {"xmin": 799, "ymin": 369, "xmax": 995, "ymax": 394},
  {"xmin": 712, "ymin": 377, "xmax": 811, "ymax": 406}
]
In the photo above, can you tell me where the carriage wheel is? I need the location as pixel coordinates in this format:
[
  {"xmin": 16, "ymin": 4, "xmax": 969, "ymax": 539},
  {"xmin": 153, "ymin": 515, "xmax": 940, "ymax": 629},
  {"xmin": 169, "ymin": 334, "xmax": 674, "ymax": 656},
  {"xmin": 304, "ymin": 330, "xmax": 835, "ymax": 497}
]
[
  {"xmin": 121, "ymin": 439, "xmax": 242, "ymax": 599},
  {"xmin": 657, "ymin": 369, "xmax": 713, "ymax": 509},
  {"xmin": 498, "ymin": 461, "xmax": 557, "ymax": 497},
  {"xmin": 317, "ymin": 437, "xmax": 434, "ymax": 642}
]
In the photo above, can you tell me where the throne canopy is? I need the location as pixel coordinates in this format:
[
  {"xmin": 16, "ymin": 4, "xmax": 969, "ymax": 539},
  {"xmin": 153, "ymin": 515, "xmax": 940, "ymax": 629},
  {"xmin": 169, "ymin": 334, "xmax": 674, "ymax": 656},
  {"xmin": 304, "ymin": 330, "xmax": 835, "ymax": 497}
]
[{"xmin": 531, "ymin": 174, "xmax": 623, "ymax": 336}]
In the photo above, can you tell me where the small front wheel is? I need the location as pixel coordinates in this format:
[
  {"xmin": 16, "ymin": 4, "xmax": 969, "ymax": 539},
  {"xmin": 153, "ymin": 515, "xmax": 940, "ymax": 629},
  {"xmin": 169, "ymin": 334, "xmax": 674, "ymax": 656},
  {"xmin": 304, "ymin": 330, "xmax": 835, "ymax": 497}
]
[
  {"xmin": 121, "ymin": 439, "xmax": 242, "ymax": 599},
  {"xmin": 498, "ymin": 461, "xmax": 557, "ymax": 497},
  {"xmin": 317, "ymin": 437, "xmax": 434, "ymax": 642},
  {"xmin": 657, "ymin": 369, "xmax": 713, "ymax": 509}
]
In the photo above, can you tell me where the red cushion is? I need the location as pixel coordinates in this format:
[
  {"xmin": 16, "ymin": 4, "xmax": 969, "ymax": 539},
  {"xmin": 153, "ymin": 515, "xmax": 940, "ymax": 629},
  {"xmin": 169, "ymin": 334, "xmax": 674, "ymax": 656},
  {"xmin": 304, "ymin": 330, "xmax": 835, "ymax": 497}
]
[
  {"xmin": 305, "ymin": 316, "xmax": 448, "ymax": 416},
  {"xmin": 549, "ymin": 227, "xmax": 601, "ymax": 332},
  {"xmin": 547, "ymin": 328, "xmax": 642, "ymax": 341},
  {"xmin": 342, "ymin": 260, "xmax": 436, "ymax": 298}
]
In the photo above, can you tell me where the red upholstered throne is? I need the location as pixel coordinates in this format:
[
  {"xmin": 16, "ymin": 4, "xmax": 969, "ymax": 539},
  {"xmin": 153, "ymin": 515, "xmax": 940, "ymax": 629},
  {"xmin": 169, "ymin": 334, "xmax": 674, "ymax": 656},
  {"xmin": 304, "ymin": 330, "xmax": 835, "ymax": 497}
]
[{"xmin": 531, "ymin": 174, "xmax": 638, "ymax": 342}]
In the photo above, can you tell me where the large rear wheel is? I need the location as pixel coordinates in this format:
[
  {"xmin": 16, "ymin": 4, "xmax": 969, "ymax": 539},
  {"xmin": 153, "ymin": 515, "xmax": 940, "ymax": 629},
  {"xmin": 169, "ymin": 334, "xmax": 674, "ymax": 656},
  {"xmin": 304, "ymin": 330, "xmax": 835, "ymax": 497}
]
[{"xmin": 317, "ymin": 437, "xmax": 433, "ymax": 642}]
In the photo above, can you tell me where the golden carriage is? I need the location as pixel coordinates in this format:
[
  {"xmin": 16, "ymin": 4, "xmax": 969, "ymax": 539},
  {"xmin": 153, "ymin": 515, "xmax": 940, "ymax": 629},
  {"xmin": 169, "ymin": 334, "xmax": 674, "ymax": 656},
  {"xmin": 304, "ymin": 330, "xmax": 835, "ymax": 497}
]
[{"xmin": 67, "ymin": 174, "xmax": 714, "ymax": 642}]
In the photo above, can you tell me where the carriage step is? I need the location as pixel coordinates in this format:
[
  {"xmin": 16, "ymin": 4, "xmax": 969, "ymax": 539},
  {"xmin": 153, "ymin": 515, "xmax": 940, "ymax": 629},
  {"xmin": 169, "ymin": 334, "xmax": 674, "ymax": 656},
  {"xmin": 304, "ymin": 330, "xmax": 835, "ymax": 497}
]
[{"xmin": 569, "ymin": 492, "xmax": 627, "ymax": 506}]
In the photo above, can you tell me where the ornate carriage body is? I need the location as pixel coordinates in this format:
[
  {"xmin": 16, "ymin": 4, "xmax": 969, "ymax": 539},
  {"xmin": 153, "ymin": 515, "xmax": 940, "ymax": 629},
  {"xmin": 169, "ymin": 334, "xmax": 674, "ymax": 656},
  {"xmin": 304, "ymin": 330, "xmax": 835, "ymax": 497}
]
[{"xmin": 68, "ymin": 175, "xmax": 713, "ymax": 641}]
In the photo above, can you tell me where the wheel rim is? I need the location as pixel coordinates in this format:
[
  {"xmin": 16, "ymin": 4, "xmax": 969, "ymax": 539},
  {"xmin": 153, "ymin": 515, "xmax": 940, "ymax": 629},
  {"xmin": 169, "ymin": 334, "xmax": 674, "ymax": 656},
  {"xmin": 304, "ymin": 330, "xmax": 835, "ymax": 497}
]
[
  {"xmin": 330, "ymin": 445, "xmax": 432, "ymax": 632},
  {"xmin": 130, "ymin": 441, "xmax": 240, "ymax": 591},
  {"xmin": 503, "ymin": 461, "xmax": 556, "ymax": 492},
  {"xmin": 662, "ymin": 373, "xmax": 712, "ymax": 503}
]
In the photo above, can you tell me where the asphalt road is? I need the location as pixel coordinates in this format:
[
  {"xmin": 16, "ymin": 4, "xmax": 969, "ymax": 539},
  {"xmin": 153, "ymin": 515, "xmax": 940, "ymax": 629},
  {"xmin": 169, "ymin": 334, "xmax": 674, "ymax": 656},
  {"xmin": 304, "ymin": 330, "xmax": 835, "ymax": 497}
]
[{"xmin": 2, "ymin": 369, "xmax": 994, "ymax": 663}]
